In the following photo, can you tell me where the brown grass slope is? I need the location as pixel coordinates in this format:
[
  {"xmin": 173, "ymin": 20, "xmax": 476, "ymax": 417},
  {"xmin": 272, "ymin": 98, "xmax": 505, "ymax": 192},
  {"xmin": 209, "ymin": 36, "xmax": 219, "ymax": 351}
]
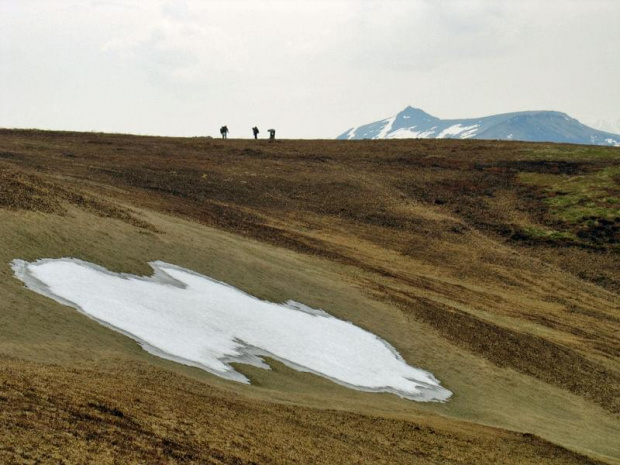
[
  {"xmin": 0, "ymin": 129, "xmax": 618, "ymax": 463},
  {"xmin": 0, "ymin": 358, "xmax": 602, "ymax": 465}
]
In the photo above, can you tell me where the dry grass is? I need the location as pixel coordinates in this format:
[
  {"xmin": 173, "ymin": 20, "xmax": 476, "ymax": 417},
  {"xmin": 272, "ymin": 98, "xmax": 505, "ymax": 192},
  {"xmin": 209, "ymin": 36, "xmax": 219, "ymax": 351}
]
[
  {"xmin": 0, "ymin": 129, "xmax": 618, "ymax": 463},
  {"xmin": 0, "ymin": 167, "xmax": 156, "ymax": 231},
  {"xmin": 1, "ymin": 358, "xmax": 602, "ymax": 465}
]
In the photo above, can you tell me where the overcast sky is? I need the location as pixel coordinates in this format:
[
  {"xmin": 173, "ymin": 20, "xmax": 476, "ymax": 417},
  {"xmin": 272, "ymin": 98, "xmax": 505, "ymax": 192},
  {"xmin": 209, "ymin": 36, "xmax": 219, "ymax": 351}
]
[{"xmin": 1, "ymin": 0, "xmax": 619, "ymax": 138}]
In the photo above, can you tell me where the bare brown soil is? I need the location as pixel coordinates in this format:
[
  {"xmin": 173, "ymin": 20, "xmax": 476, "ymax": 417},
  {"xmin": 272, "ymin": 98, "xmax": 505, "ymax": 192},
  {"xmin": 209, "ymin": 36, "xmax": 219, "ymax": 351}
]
[{"xmin": 0, "ymin": 129, "xmax": 618, "ymax": 463}]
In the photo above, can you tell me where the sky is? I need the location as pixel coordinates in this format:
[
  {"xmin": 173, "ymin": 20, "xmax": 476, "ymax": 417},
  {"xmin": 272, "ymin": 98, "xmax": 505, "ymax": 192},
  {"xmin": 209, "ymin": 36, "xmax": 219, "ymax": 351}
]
[{"xmin": 1, "ymin": 0, "xmax": 619, "ymax": 139}]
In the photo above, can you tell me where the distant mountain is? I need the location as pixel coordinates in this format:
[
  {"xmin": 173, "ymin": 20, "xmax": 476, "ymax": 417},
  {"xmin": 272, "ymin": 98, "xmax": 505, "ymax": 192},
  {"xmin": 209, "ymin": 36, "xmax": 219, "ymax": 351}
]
[{"xmin": 337, "ymin": 106, "xmax": 620, "ymax": 146}]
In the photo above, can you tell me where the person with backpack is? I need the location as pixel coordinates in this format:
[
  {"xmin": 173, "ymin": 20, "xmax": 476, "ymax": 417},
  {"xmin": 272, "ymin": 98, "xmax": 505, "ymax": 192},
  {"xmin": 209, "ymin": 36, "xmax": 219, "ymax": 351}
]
[
  {"xmin": 220, "ymin": 125, "xmax": 229, "ymax": 139},
  {"xmin": 268, "ymin": 128, "xmax": 276, "ymax": 140},
  {"xmin": 252, "ymin": 126, "xmax": 260, "ymax": 139}
]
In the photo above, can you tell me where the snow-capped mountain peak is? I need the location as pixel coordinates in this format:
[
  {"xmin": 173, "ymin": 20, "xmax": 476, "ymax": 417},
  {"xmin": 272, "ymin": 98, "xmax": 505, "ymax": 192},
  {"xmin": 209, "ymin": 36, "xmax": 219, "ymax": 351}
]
[{"xmin": 338, "ymin": 107, "xmax": 620, "ymax": 146}]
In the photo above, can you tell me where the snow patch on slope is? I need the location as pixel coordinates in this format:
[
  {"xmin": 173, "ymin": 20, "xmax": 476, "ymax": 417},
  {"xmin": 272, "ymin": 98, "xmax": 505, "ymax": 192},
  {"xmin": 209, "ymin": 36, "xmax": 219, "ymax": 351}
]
[
  {"xmin": 376, "ymin": 116, "xmax": 397, "ymax": 139},
  {"xmin": 388, "ymin": 127, "xmax": 437, "ymax": 139},
  {"xmin": 12, "ymin": 258, "xmax": 452, "ymax": 402},
  {"xmin": 345, "ymin": 127, "xmax": 357, "ymax": 140},
  {"xmin": 437, "ymin": 124, "xmax": 480, "ymax": 139}
]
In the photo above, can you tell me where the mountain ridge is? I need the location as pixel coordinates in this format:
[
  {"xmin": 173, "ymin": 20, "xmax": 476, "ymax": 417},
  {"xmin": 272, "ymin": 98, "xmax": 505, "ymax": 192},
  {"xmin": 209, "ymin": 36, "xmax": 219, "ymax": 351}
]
[{"xmin": 338, "ymin": 106, "xmax": 620, "ymax": 146}]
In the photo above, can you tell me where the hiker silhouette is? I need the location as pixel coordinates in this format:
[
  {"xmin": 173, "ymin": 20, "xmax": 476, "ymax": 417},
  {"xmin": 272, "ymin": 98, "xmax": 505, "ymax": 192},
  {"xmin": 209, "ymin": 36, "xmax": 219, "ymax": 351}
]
[
  {"xmin": 268, "ymin": 129, "xmax": 276, "ymax": 140},
  {"xmin": 252, "ymin": 126, "xmax": 260, "ymax": 139},
  {"xmin": 220, "ymin": 126, "xmax": 229, "ymax": 139}
]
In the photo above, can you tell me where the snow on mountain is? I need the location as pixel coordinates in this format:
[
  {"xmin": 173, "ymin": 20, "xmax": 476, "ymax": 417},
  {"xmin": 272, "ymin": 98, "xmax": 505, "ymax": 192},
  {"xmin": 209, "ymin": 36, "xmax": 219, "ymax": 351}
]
[{"xmin": 338, "ymin": 106, "xmax": 620, "ymax": 146}]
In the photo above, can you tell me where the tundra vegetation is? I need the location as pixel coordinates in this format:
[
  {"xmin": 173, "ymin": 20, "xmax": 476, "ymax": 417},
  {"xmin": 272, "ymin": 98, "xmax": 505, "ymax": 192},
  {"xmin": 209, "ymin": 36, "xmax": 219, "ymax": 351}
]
[{"xmin": 0, "ymin": 129, "xmax": 618, "ymax": 464}]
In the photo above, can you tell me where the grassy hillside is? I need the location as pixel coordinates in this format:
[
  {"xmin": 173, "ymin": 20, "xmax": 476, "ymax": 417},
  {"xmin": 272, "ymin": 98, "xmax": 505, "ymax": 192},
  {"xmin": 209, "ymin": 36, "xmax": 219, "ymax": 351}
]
[{"xmin": 0, "ymin": 129, "xmax": 618, "ymax": 464}]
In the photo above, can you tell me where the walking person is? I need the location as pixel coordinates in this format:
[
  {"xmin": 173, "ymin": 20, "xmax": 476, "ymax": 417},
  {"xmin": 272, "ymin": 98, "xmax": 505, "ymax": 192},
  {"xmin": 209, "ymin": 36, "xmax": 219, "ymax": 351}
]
[
  {"xmin": 220, "ymin": 125, "xmax": 229, "ymax": 139},
  {"xmin": 252, "ymin": 126, "xmax": 260, "ymax": 139},
  {"xmin": 268, "ymin": 128, "xmax": 276, "ymax": 140}
]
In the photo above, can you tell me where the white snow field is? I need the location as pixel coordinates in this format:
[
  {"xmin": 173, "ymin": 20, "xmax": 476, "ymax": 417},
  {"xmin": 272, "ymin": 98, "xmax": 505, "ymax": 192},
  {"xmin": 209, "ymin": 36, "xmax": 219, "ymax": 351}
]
[
  {"xmin": 436, "ymin": 124, "xmax": 479, "ymax": 139},
  {"xmin": 12, "ymin": 258, "xmax": 452, "ymax": 402}
]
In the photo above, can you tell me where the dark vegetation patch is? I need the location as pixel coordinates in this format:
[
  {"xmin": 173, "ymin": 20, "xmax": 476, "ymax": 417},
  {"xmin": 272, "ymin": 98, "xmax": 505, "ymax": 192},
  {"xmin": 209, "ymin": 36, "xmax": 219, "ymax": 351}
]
[
  {"xmin": 484, "ymin": 160, "xmax": 592, "ymax": 175},
  {"xmin": 87, "ymin": 402, "xmax": 126, "ymax": 418},
  {"xmin": 0, "ymin": 151, "xmax": 21, "ymax": 160},
  {"xmin": 396, "ymin": 170, "xmax": 548, "ymax": 239},
  {"xmin": 576, "ymin": 217, "xmax": 620, "ymax": 245}
]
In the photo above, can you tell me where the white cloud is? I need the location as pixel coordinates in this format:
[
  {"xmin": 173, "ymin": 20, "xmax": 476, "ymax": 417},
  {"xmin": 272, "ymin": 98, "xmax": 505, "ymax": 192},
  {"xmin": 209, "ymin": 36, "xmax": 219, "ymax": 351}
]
[
  {"xmin": 345, "ymin": 0, "xmax": 524, "ymax": 71},
  {"xmin": 1, "ymin": 0, "xmax": 619, "ymax": 137},
  {"xmin": 161, "ymin": 0, "xmax": 190, "ymax": 20}
]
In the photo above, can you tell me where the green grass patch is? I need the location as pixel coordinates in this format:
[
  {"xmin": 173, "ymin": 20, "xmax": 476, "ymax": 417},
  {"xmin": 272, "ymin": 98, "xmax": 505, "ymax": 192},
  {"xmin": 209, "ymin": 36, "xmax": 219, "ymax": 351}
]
[
  {"xmin": 518, "ymin": 145, "xmax": 620, "ymax": 161},
  {"xmin": 520, "ymin": 166, "xmax": 620, "ymax": 223},
  {"xmin": 523, "ymin": 227, "xmax": 578, "ymax": 241}
]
